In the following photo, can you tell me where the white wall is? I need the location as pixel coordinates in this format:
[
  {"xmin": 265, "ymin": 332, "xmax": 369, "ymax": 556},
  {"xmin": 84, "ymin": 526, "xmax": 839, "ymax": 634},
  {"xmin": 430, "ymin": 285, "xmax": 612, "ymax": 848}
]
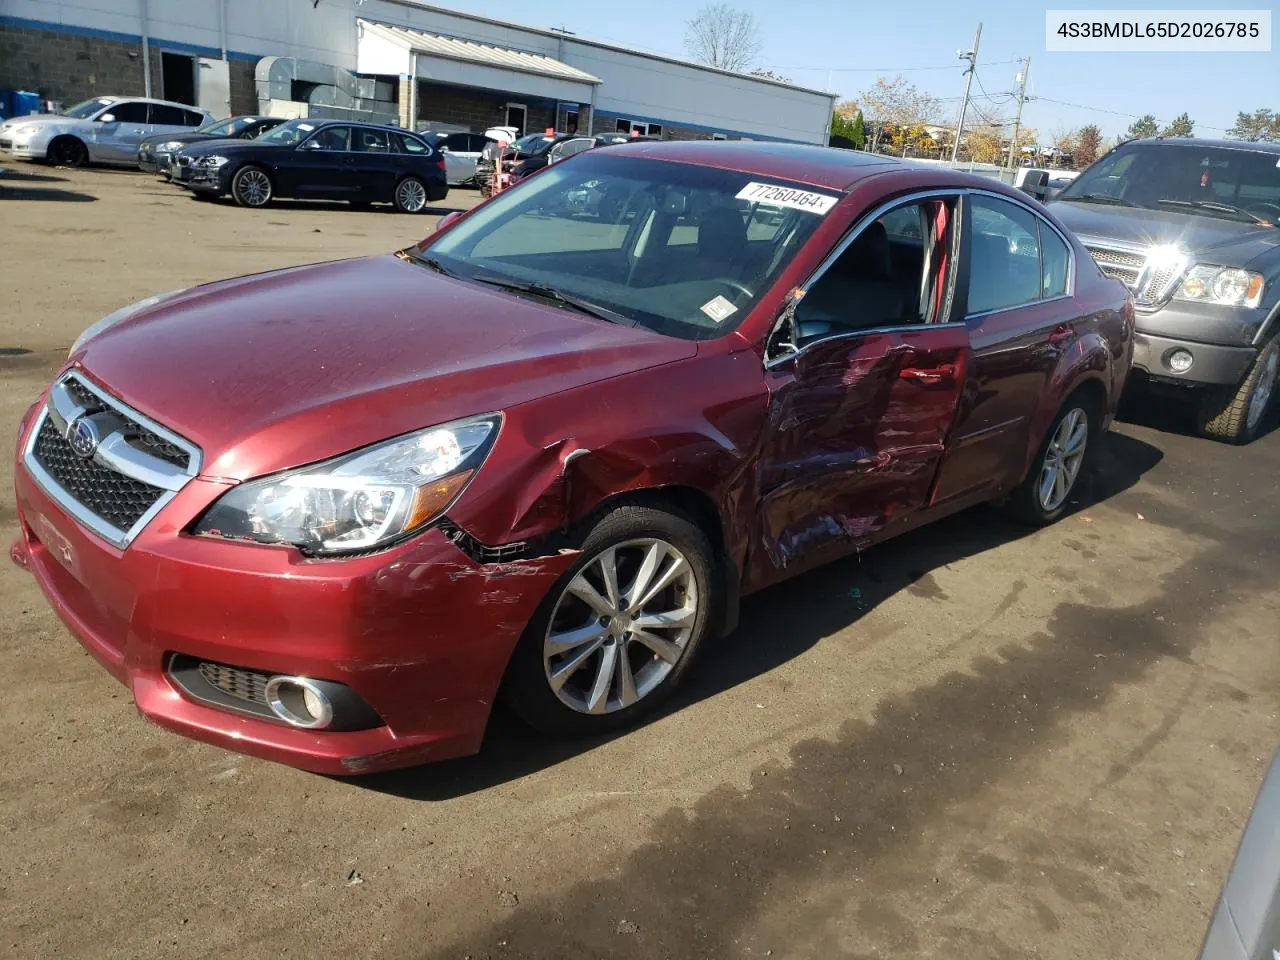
[{"xmin": 10, "ymin": 0, "xmax": 833, "ymax": 142}]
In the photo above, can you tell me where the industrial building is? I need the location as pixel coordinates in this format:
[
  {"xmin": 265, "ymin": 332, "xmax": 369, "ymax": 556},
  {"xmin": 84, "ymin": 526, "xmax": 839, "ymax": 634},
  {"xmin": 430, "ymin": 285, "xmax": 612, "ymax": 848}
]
[{"xmin": 0, "ymin": 0, "xmax": 835, "ymax": 143}]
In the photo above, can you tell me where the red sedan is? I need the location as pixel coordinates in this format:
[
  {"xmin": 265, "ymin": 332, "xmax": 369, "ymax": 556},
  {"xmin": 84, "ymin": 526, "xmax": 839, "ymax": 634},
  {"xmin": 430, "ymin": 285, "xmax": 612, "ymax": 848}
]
[{"xmin": 10, "ymin": 142, "xmax": 1133, "ymax": 774}]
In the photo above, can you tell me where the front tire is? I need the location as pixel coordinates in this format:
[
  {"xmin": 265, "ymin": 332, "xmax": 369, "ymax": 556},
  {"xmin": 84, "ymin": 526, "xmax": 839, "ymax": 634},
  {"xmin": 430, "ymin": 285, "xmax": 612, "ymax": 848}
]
[
  {"xmin": 47, "ymin": 136, "xmax": 88, "ymax": 167},
  {"xmin": 394, "ymin": 176, "xmax": 429, "ymax": 213},
  {"xmin": 231, "ymin": 165, "xmax": 272, "ymax": 208},
  {"xmin": 501, "ymin": 503, "xmax": 717, "ymax": 737},
  {"xmin": 1197, "ymin": 335, "xmax": 1279, "ymax": 444},
  {"xmin": 1006, "ymin": 393, "xmax": 1098, "ymax": 526}
]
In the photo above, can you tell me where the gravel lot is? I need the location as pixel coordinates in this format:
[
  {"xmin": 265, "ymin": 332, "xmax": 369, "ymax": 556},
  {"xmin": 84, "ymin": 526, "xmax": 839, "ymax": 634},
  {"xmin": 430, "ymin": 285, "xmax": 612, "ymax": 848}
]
[{"xmin": 1, "ymin": 164, "xmax": 1277, "ymax": 960}]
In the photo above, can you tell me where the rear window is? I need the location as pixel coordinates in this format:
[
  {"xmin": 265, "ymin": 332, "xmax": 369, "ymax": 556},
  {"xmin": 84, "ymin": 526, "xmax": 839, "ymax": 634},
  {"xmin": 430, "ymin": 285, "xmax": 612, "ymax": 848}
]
[{"xmin": 397, "ymin": 133, "xmax": 431, "ymax": 155}]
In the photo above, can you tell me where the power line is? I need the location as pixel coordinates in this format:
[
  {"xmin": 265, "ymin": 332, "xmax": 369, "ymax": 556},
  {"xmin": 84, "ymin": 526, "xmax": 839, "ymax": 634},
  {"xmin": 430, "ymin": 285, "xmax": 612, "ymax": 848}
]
[{"xmin": 758, "ymin": 58, "xmax": 1019, "ymax": 73}]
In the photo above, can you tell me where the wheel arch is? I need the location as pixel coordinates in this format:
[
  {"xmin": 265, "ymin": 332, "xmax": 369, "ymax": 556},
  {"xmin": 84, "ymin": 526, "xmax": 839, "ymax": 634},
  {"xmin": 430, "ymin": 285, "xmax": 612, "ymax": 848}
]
[{"xmin": 1019, "ymin": 336, "xmax": 1114, "ymax": 484}]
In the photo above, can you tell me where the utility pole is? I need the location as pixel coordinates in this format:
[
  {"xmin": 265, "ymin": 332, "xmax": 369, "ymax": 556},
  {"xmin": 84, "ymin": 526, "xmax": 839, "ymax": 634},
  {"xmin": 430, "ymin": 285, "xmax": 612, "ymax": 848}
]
[
  {"xmin": 1006, "ymin": 57, "xmax": 1031, "ymax": 171},
  {"xmin": 950, "ymin": 21, "xmax": 982, "ymax": 162}
]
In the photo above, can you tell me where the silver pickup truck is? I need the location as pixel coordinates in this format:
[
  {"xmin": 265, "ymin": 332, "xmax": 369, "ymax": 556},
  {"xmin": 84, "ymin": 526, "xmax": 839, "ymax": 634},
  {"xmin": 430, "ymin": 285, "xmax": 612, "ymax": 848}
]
[{"xmin": 1049, "ymin": 138, "xmax": 1279, "ymax": 444}]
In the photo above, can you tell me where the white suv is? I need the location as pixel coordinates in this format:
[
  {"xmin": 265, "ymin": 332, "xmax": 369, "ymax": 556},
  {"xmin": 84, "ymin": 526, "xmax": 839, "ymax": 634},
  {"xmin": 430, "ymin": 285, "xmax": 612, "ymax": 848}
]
[{"xmin": 0, "ymin": 96, "xmax": 213, "ymax": 167}]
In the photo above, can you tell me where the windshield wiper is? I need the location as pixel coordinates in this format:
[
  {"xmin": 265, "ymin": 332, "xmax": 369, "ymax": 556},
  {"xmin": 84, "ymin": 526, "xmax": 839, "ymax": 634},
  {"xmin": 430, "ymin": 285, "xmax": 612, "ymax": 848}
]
[
  {"xmin": 398, "ymin": 250, "xmax": 457, "ymax": 276},
  {"xmin": 470, "ymin": 274, "xmax": 630, "ymax": 325},
  {"xmin": 1062, "ymin": 192, "xmax": 1139, "ymax": 207},
  {"xmin": 1155, "ymin": 199, "xmax": 1272, "ymax": 226}
]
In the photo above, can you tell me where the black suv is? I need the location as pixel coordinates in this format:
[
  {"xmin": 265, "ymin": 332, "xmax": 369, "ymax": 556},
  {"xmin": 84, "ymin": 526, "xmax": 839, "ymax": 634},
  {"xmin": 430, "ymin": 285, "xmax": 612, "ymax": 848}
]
[
  {"xmin": 1050, "ymin": 138, "xmax": 1280, "ymax": 443},
  {"xmin": 173, "ymin": 118, "xmax": 448, "ymax": 213}
]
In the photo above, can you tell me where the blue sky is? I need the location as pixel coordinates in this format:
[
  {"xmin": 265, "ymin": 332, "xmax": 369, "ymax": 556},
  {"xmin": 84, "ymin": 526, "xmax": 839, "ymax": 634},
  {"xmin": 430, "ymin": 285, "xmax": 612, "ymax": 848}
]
[{"xmin": 445, "ymin": 0, "xmax": 1279, "ymax": 140}]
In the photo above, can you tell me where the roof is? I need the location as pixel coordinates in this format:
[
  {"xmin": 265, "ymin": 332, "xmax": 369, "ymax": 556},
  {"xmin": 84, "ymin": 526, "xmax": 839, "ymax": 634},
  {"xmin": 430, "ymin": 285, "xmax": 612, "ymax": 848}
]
[
  {"xmin": 1126, "ymin": 136, "xmax": 1280, "ymax": 155},
  {"xmin": 597, "ymin": 141, "xmax": 900, "ymax": 190},
  {"xmin": 376, "ymin": 0, "xmax": 834, "ymax": 99},
  {"xmin": 359, "ymin": 18, "xmax": 600, "ymax": 86}
]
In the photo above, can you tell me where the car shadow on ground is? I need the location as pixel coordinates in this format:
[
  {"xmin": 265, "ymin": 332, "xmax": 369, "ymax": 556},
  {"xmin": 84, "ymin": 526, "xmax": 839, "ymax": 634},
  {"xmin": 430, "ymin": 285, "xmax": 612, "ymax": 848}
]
[
  {"xmin": 0, "ymin": 168, "xmax": 68, "ymax": 184},
  {"xmin": 0, "ymin": 185, "xmax": 96, "ymax": 202},
  {"xmin": 1118, "ymin": 384, "xmax": 1280, "ymax": 443},
  {"xmin": 360, "ymin": 429, "xmax": 1165, "ymax": 802}
]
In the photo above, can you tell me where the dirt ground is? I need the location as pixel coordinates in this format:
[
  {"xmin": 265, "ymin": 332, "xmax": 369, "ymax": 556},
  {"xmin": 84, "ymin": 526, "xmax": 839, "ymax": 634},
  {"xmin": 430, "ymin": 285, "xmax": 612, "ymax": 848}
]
[{"xmin": 1, "ymin": 164, "xmax": 1277, "ymax": 960}]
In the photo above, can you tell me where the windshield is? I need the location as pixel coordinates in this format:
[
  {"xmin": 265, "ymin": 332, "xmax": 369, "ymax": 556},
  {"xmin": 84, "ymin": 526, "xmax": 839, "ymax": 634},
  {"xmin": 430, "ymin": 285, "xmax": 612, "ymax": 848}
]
[
  {"xmin": 1060, "ymin": 143, "xmax": 1280, "ymax": 224},
  {"xmin": 419, "ymin": 154, "xmax": 838, "ymax": 340},
  {"xmin": 255, "ymin": 119, "xmax": 316, "ymax": 145},
  {"xmin": 62, "ymin": 98, "xmax": 115, "ymax": 119},
  {"xmin": 512, "ymin": 133, "xmax": 555, "ymax": 155},
  {"xmin": 197, "ymin": 117, "xmax": 255, "ymax": 137}
]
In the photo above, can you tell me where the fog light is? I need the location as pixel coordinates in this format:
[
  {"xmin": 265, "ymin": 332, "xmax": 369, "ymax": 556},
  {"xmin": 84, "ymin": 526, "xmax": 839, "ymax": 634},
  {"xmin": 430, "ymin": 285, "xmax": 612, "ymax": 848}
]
[
  {"xmin": 1168, "ymin": 349, "xmax": 1194, "ymax": 374},
  {"xmin": 264, "ymin": 676, "xmax": 334, "ymax": 729}
]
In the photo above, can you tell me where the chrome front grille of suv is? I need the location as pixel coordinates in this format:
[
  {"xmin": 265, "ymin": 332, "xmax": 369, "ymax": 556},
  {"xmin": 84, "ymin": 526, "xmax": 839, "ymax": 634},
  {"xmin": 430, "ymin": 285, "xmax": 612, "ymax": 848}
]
[
  {"xmin": 1079, "ymin": 235, "xmax": 1188, "ymax": 309},
  {"xmin": 22, "ymin": 372, "xmax": 202, "ymax": 548}
]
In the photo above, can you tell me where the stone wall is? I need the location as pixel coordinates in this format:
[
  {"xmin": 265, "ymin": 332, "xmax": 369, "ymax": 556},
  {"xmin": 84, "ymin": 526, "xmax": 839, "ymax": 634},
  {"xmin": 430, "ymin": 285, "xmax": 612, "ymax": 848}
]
[{"xmin": 0, "ymin": 23, "xmax": 256, "ymax": 117}]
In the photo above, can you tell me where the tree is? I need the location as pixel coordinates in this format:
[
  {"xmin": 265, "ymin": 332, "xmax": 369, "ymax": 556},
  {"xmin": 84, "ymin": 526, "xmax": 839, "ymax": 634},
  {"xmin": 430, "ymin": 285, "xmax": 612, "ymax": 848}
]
[
  {"xmin": 962, "ymin": 126, "xmax": 1004, "ymax": 164},
  {"xmin": 1161, "ymin": 112, "xmax": 1195, "ymax": 137},
  {"xmin": 684, "ymin": 4, "xmax": 761, "ymax": 72},
  {"xmin": 1125, "ymin": 114, "xmax": 1159, "ymax": 140},
  {"xmin": 1227, "ymin": 108, "xmax": 1278, "ymax": 141},
  {"xmin": 830, "ymin": 109, "xmax": 867, "ymax": 150},
  {"xmin": 750, "ymin": 68, "xmax": 792, "ymax": 83},
  {"xmin": 1051, "ymin": 126, "xmax": 1079, "ymax": 162},
  {"xmin": 859, "ymin": 75, "xmax": 940, "ymax": 152},
  {"xmin": 1075, "ymin": 124, "xmax": 1103, "ymax": 168}
]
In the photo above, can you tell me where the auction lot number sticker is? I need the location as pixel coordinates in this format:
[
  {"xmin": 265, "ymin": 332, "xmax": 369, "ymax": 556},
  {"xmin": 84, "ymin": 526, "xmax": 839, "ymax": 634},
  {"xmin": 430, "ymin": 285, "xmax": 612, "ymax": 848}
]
[{"xmin": 736, "ymin": 182, "xmax": 839, "ymax": 215}]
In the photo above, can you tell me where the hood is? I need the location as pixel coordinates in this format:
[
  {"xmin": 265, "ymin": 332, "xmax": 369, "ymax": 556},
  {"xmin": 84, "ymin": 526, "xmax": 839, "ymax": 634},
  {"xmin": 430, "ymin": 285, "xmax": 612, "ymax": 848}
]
[
  {"xmin": 179, "ymin": 138, "xmax": 285, "ymax": 157},
  {"xmin": 151, "ymin": 132, "xmax": 222, "ymax": 147},
  {"xmin": 75, "ymin": 255, "xmax": 696, "ymax": 481},
  {"xmin": 0, "ymin": 113, "xmax": 71, "ymax": 130},
  {"xmin": 1049, "ymin": 200, "xmax": 1280, "ymax": 267}
]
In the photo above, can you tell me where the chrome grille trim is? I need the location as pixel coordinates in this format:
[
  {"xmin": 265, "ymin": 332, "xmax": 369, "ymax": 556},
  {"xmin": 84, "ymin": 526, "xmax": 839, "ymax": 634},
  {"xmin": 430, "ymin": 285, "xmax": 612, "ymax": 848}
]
[
  {"xmin": 22, "ymin": 371, "xmax": 202, "ymax": 549},
  {"xmin": 1077, "ymin": 234, "xmax": 1189, "ymax": 310}
]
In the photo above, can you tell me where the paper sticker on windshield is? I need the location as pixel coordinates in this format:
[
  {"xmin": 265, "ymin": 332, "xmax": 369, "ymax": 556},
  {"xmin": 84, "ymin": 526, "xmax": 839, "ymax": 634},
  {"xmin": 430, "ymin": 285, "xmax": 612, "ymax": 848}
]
[
  {"xmin": 701, "ymin": 295, "xmax": 738, "ymax": 324},
  {"xmin": 736, "ymin": 182, "xmax": 838, "ymax": 215}
]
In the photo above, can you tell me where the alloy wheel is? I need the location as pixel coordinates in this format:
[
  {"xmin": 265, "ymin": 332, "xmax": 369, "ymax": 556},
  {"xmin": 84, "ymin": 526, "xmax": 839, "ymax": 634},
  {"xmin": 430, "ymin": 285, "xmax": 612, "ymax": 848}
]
[
  {"xmin": 236, "ymin": 169, "xmax": 271, "ymax": 206},
  {"xmin": 397, "ymin": 178, "xmax": 427, "ymax": 212},
  {"xmin": 1247, "ymin": 348, "xmax": 1277, "ymax": 432},
  {"xmin": 1038, "ymin": 407, "xmax": 1088, "ymax": 513},
  {"xmin": 543, "ymin": 538, "xmax": 698, "ymax": 715}
]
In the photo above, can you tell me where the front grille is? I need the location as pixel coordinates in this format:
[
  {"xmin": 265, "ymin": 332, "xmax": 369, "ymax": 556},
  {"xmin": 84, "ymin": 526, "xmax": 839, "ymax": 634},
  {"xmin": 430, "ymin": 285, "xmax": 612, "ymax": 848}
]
[
  {"xmin": 24, "ymin": 372, "xmax": 200, "ymax": 547},
  {"xmin": 1085, "ymin": 245, "xmax": 1143, "ymax": 288},
  {"xmin": 32, "ymin": 418, "xmax": 165, "ymax": 531},
  {"xmin": 198, "ymin": 660, "xmax": 270, "ymax": 705},
  {"xmin": 0, "ymin": 138, "xmax": 12, "ymax": 150},
  {"xmin": 1082, "ymin": 239, "xmax": 1187, "ymax": 308}
]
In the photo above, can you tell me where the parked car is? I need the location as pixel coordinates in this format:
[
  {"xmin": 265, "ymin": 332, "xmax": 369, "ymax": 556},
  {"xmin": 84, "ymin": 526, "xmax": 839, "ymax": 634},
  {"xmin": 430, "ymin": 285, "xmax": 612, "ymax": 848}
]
[
  {"xmin": 172, "ymin": 118, "xmax": 448, "ymax": 212},
  {"xmin": 0, "ymin": 96, "xmax": 212, "ymax": 167},
  {"xmin": 1050, "ymin": 137, "xmax": 1280, "ymax": 443},
  {"xmin": 138, "ymin": 115, "xmax": 287, "ymax": 177},
  {"xmin": 507, "ymin": 132, "xmax": 597, "ymax": 182},
  {"xmin": 427, "ymin": 131, "xmax": 488, "ymax": 186},
  {"xmin": 1044, "ymin": 169, "xmax": 1080, "ymax": 202},
  {"xmin": 11, "ymin": 142, "xmax": 1132, "ymax": 774},
  {"xmin": 1198, "ymin": 751, "xmax": 1280, "ymax": 960}
]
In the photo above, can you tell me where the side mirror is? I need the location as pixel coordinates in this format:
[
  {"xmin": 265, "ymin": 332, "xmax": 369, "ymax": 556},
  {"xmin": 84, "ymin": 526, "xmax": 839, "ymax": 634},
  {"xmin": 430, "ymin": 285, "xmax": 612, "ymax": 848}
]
[
  {"xmin": 435, "ymin": 211, "xmax": 463, "ymax": 233},
  {"xmin": 97, "ymin": 113, "xmax": 116, "ymax": 124},
  {"xmin": 299, "ymin": 139, "xmax": 321, "ymax": 150}
]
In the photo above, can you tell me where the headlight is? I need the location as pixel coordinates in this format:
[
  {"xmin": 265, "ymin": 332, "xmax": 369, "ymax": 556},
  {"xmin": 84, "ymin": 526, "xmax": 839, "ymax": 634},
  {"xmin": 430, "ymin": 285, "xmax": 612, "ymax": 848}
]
[
  {"xmin": 192, "ymin": 415, "xmax": 501, "ymax": 555},
  {"xmin": 197, "ymin": 155, "xmax": 229, "ymax": 168},
  {"xmin": 1175, "ymin": 265, "xmax": 1265, "ymax": 308},
  {"xmin": 158, "ymin": 141, "xmax": 182, "ymax": 152},
  {"xmin": 69, "ymin": 289, "xmax": 185, "ymax": 356},
  {"xmin": 16, "ymin": 124, "xmax": 41, "ymax": 135}
]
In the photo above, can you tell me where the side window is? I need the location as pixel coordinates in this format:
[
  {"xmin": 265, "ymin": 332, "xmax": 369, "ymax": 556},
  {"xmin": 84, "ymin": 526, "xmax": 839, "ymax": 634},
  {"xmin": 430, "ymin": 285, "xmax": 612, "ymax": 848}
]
[
  {"xmin": 795, "ymin": 198, "xmax": 958, "ymax": 339},
  {"xmin": 354, "ymin": 128, "xmax": 390, "ymax": 153},
  {"xmin": 967, "ymin": 195, "xmax": 1041, "ymax": 315},
  {"xmin": 396, "ymin": 133, "xmax": 428, "ymax": 155},
  {"xmin": 184, "ymin": 109, "xmax": 206, "ymax": 127},
  {"xmin": 1040, "ymin": 222, "xmax": 1070, "ymax": 298},
  {"xmin": 105, "ymin": 101, "xmax": 149, "ymax": 123},
  {"xmin": 307, "ymin": 126, "xmax": 351, "ymax": 151},
  {"xmin": 149, "ymin": 104, "xmax": 188, "ymax": 126}
]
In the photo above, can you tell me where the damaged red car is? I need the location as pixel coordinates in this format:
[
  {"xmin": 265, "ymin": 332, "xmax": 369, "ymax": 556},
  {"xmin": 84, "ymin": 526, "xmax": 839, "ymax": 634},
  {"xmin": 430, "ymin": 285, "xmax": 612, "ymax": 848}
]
[{"xmin": 11, "ymin": 142, "xmax": 1133, "ymax": 774}]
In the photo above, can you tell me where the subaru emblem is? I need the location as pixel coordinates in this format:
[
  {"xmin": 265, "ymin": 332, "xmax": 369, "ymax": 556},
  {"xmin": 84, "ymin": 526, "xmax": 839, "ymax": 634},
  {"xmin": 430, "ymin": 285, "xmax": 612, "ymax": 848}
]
[{"xmin": 66, "ymin": 415, "xmax": 101, "ymax": 460}]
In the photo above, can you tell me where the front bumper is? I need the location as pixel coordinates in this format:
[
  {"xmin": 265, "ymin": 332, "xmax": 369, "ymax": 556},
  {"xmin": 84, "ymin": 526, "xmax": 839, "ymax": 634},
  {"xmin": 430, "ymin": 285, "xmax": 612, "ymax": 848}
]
[
  {"xmin": 1132, "ymin": 330, "xmax": 1256, "ymax": 386},
  {"xmin": 12, "ymin": 412, "xmax": 574, "ymax": 774},
  {"xmin": 0, "ymin": 132, "xmax": 46, "ymax": 160}
]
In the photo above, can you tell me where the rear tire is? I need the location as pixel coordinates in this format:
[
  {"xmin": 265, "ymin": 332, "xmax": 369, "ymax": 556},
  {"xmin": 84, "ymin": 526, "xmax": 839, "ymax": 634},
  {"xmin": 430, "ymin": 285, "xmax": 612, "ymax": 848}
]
[
  {"xmin": 231, "ymin": 165, "xmax": 272, "ymax": 208},
  {"xmin": 500, "ymin": 502, "xmax": 718, "ymax": 737},
  {"xmin": 1197, "ymin": 335, "xmax": 1279, "ymax": 444},
  {"xmin": 47, "ymin": 136, "xmax": 88, "ymax": 167},
  {"xmin": 1005, "ymin": 391, "xmax": 1100, "ymax": 526},
  {"xmin": 393, "ymin": 176, "xmax": 429, "ymax": 213}
]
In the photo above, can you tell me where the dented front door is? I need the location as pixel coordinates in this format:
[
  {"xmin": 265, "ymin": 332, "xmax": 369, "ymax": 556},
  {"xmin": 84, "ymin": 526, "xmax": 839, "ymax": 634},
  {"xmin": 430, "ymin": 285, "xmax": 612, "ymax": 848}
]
[{"xmin": 754, "ymin": 325, "xmax": 971, "ymax": 579}]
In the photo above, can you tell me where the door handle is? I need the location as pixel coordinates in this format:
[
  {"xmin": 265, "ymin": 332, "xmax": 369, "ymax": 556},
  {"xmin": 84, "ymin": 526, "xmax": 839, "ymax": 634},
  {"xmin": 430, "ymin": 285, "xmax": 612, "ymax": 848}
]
[
  {"xmin": 1049, "ymin": 324, "xmax": 1073, "ymax": 345},
  {"xmin": 899, "ymin": 363, "xmax": 956, "ymax": 385}
]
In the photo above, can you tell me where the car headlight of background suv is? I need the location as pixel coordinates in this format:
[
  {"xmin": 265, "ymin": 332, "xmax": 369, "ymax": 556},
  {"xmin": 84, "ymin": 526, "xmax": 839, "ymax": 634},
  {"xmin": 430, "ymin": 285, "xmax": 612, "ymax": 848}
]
[
  {"xmin": 193, "ymin": 415, "xmax": 501, "ymax": 555},
  {"xmin": 1174, "ymin": 265, "xmax": 1266, "ymax": 309},
  {"xmin": 157, "ymin": 141, "xmax": 183, "ymax": 152},
  {"xmin": 197, "ymin": 155, "xmax": 230, "ymax": 168}
]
